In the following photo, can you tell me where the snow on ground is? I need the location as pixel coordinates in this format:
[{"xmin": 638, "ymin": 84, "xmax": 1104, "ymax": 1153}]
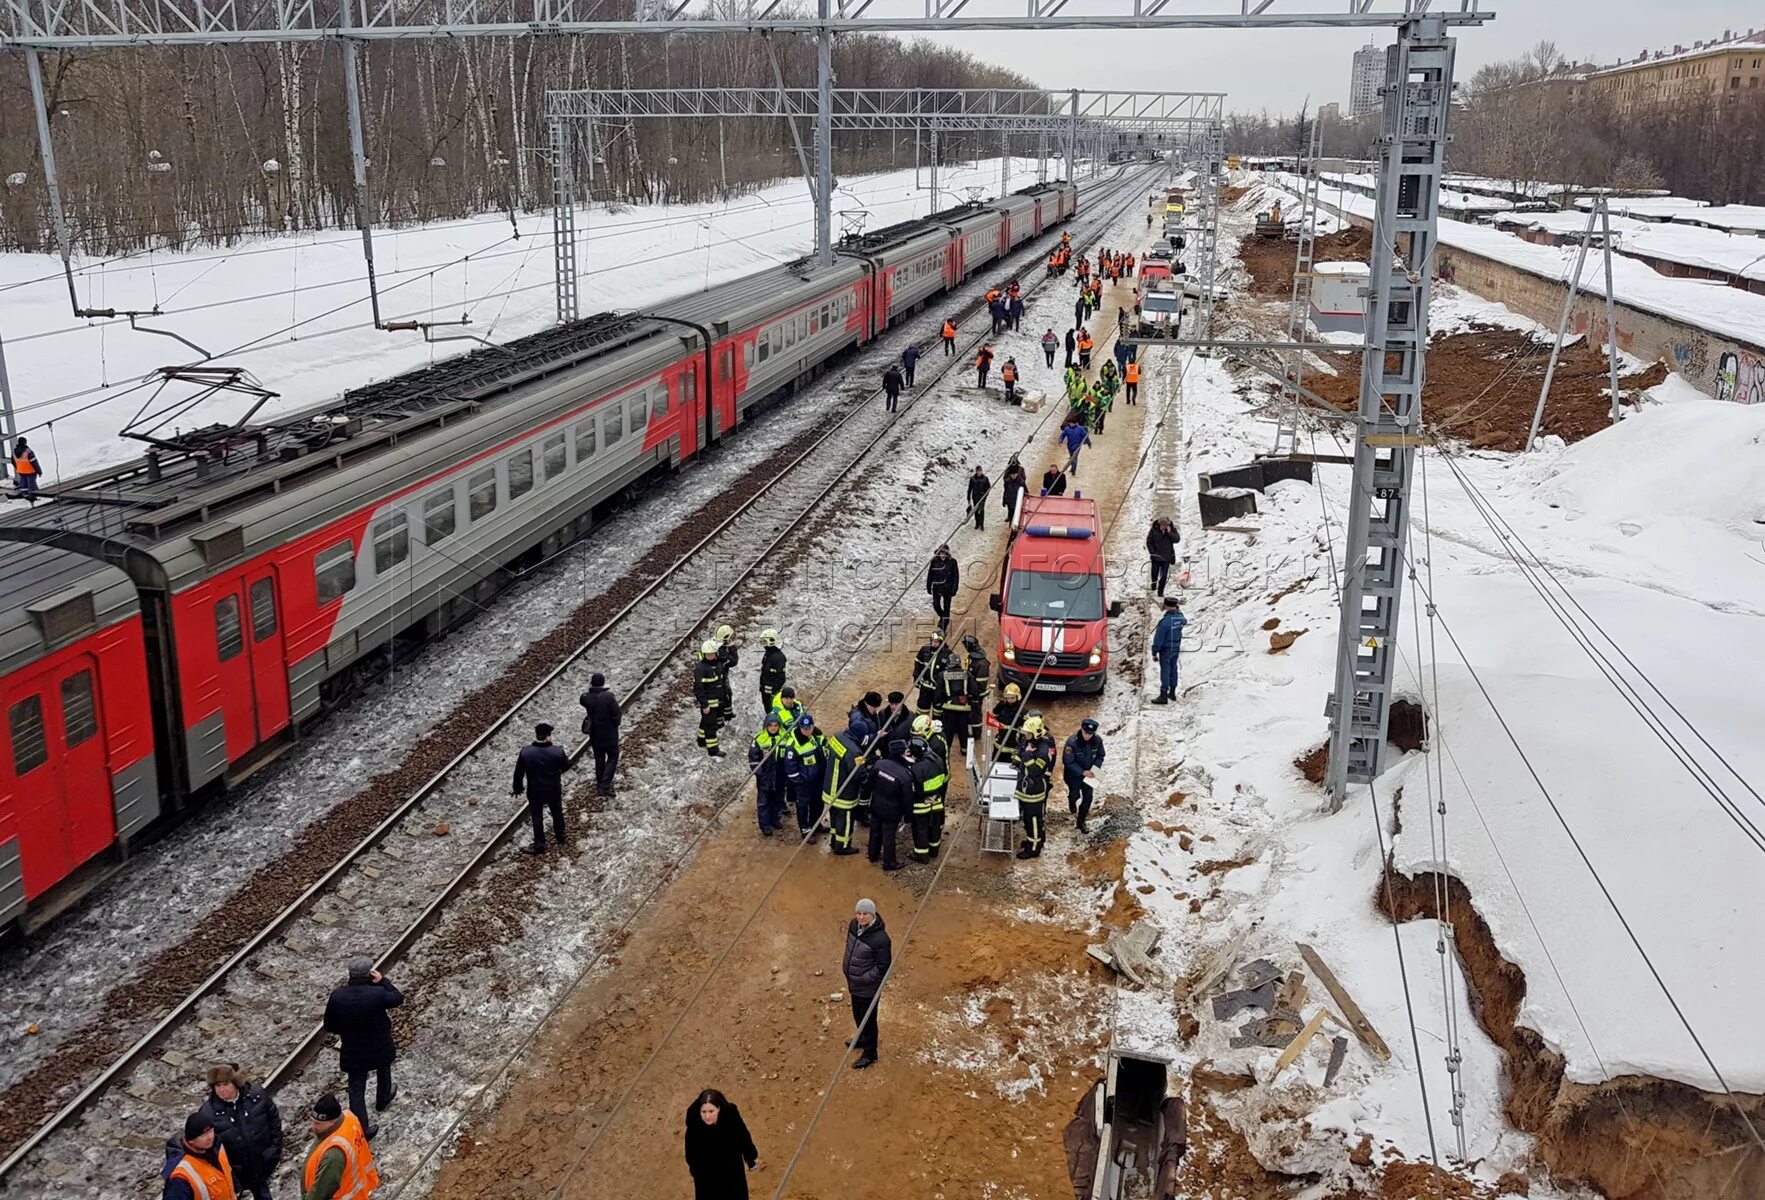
[
  {"xmin": 0, "ymin": 155, "xmax": 1050, "ymax": 483},
  {"xmin": 1090, "ymin": 196, "xmax": 1764, "ymax": 1188}
]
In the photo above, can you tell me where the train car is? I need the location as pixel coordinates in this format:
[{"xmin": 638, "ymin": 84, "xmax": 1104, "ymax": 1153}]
[
  {"xmin": 0, "ymin": 180, "xmax": 1087, "ymax": 931},
  {"xmin": 993, "ymin": 190, "xmax": 1040, "ymax": 255}
]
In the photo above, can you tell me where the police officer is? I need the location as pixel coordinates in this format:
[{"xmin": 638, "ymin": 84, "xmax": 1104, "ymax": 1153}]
[
  {"xmin": 868, "ymin": 740, "xmax": 914, "ymax": 871},
  {"xmin": 991, "ymin": 682, "xmax": 1026, "ymax": 762},
  {"xmin": 935, "ymin": 652, "xmax": 975, "ymax": 760},
  {"xmin": 748, "ymin": 713, "xmax": 789, "ymax": 836},
  {"xmin": 1062, "ymin": 718, "xmax": 1107, "ymax": 834},
  {"xmin": 907, "ymin": 734, "xmax": 946, "ymax": 863},
  {"xmin": 1013, "ymin": 714, "xmax": 1058, "ymax": 859},
  {"xmin": 822, "ymin": 717, "xmax": 872, "ymax": 856},
  {"xmin": 913, "ymin": 631, "xmax": 951, "ymax": 711},
  {"xmin": 785, "ymin": 715, "xmax": 825, "ymax": 840},
  {"xmin": 758, "ymin": 628, "xmax": 788, "ymax": 714},
  {"xmin": 694, "ymin": 640, "xmax": 728, "ymax": 758}
]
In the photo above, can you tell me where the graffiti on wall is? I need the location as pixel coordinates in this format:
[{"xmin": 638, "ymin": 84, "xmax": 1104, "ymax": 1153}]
[{"xmin": 1714, "ymin": 350, "xmax": 1765, "ymax": 405}]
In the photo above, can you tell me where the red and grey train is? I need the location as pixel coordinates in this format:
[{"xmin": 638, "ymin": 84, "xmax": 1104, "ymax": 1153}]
[{"xmin": 0, "ymin": 181, "xmax": 1080, "ymax": 930}]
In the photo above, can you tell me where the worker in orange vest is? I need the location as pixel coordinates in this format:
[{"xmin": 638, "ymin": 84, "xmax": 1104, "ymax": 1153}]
[
  {"xmin": 11, "ymin": 436, "xmax": 41, "ymax": 503},
  {"xmin": 1077, "ymin": 330, "xmax": 1094, "ymax": 370},
  {"xmin": 1125, "ymin": 253, "xmax": 1136, "ymax": 278},
  {"xmin": 1061, "ymin": 230, "xmax": 1071, "ymax": 248},
  {"xmin": 941, "ymin": 318, "xmax": 958, "ymax": 357},
  {"xmin": 162, "ymin": 1112, "xmax": 235, "ymax": 1200},
  {"xmin": 975, "ymin": 344, "xmax": 995, "ymax": 389},
  {"xmin": 1076, "ymin": 256, "xmax": 1090, "ymax": 282},
  {"xmin": 302, "ymin": 1094, "xmax": 379, "ymax": 1200},
  {"xmin": 1124, "ymin": 359, "xmax": 1141, "ymax": 405},
  {"xmin": 985, "ymin": 287, "xmax": 1002, "ymax": 306},
  {"xmin": 1001, "ymin": 358, "xmax": 1020, "ymax": 406},
  {"xmin": 1046, "ymin": 252, "xmax": 1060, "ymax": 278},
  {"xmin": 1007, "ymin": 280, "xmax": 1020, "ymax": 300}
]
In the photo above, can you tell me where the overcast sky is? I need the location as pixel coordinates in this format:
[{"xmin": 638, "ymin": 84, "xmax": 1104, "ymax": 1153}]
[{"xmin": 921, "ymin": 0, "xmax": 1765, "ymax": 115}]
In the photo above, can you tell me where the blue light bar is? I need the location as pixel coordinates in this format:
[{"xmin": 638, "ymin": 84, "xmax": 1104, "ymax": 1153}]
[{"xmin": 1024, "ymin": 524, "xmax": 1095, "ymax": 539}]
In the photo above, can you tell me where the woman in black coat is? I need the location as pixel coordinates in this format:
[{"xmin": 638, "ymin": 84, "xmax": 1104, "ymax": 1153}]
[{"xmin": 684, "ymin": 1089, "xmax": 759, "ymax": 1200}]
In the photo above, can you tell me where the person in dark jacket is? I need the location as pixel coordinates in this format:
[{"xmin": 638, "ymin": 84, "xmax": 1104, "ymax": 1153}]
[
  {"xmin": 748, "ymin": 713, "xmax": 789, "ymax": 837},
  {"xmin": 1062, "ymin": 719, "xmax": 1107, "ymax": 834},
  {"xmin": 684, "ymin": 1089, "xmax": 759, "ymax": 1200},
  {"xmin": 579, "ymin": 675, "xmax": 622, "ymax": 796},
  {"xmin": 1073, "ymin": 296, "xmax": 1086, "ymax": 330},
  {"xmin": 842, "ymin": 898, "xmax": 893, "ymax": 1066},
  {"xmin": 322, "ymin": 957, "xmax": 403, "ymax": 1136},
  {"xmin": 1000, "ymin": 457, "xmax": 1028, "ymax": 524},
  {"xmin": 912, "ymin": 631, "xmax": 952, "ymax": 711},
  {"xmin": 162, "ymin": 1113, "xmax": 232, "ymax": 1200},
  {"xmin": 925, "ymin": 545, "xmax": 960, "ymax": 631},
  {"xmin": 11, "ymin": 437, "xmax": 42, "ymax": 501},
  {"xmin": 1041, "ymin": 465, "xmax": 1068, "ymax": 497},
  {"xmin": 867, "ymin": 748, "xmax": 912, "ymax": 873},
  {"xmin": 512, "ymin": 722, "xmax": 572, "ymax": 852},
  {"xmin": 874, "ymin": 693, "xmax": 915, "ymax": 759},
  {"xmin": 1042, "ymin": 328, "xmax": 1060, "ymax": 368},
  {"xmin": 1007, "ymin": 293, "xmax": 1025, "ymax": 332},
  {"xmin": 758, "ymin": 629, "xmax": 788, "ymax": 714},
  {"xmin": 881, "ymin": 363, "xmax": 905, "ymax": 413},
  {"xmin": 1063, "ymin": 327, "xmax": 1077, "ymax": 370},
  {"xmin": 901, "ymin": 343, "xmax": 920, "ymax": 387},
  {"xmin": 966, "ymin": 466, "xmax": 991, "ymax": 531},
  {"xmin": 198, "ymin": 1064, "xmax": 282, "ymax": 1199},
  {"xmin": 1146, "ymin": 516, "xmax": 1180, "ymax": 597},
  {"xmin": 1151, "ymin": 597, "xmax": 1188, "ymax": 704},
  {"xmin": 847, "ymin": 690, "xmax": 882, "ymax": 739}
]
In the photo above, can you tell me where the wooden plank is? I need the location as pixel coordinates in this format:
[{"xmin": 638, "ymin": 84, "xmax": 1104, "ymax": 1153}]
[
  {"xmin": 1269, "ymin": 1009, "xmax": 1327, "ymax": 1079},
  {"xmin": 1296, "ymin": 942, "xmax": 1392, "ymax": 1060},
  {"xmin": 1275, "ymin": 970, "xmax": 1307, "ymax": 1016}
]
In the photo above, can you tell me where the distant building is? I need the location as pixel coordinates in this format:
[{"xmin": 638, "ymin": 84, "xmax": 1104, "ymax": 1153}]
[
  {"xmin": 1585, "ymin": 28, "xmax": 1765, "ymax": 116},
  {"xmin": 1318, "ymin": 102, "xmax": 1341, "ymax": 124},
  {"xmin": 1349, "ymin": 41, "xmax": 1385, "ymax": 118}
]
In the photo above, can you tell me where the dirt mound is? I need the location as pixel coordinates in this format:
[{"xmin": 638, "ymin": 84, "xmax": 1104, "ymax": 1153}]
[
  {"xmin": 1304, "ymin": 324, "xmax": 1668, "ymax": 452},
  {"xmin": 1379, "ymin": 868, "xmax": 1765, "ymax": 1199},
  {"xmin": 1239, "ymin": 225, "xmax": 1374, "ymax": 298}
]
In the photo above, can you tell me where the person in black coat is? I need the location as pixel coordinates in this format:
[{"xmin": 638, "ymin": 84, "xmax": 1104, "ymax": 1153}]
[
  {"xmin": 881, "ymin": 364, "xmax": 905, "ymax": 413},
  {"xmin": 1042, "ymin": 466, "xmax": 1068, "ymax": 497},
  {"xmin": 196, "ymin": 1064, "xmax": 281, "ymax": 1200},
  {"xmin": 1063, "ymin": 327, "xmax": 1077, "ymax": 370},
  {"xmin": 578, "ymin": 675, "xmax": 622, "ymax": 797},
  {"xmin": 1000, "ymin": 457, "xmax": 1028, "ymax": 524},
  {"xmin": 1146, "ymin": 516, "xmax": 1180, "ymax": 597},
  {"xmin": 901, "ymin": 343, "xmax": 920, "ymax": 387},
  {"xmin": 684, "ymin": 1089, "xmax": 759, "ymax": 1200},
  {"xmin": 842, "ymin": 898, "xmax": 893, "ymax": 1066},
  {"xmin": 512, "ymin": 722, "xmax": 572, "ymax": 852},
  {"xmin": 758, "ymin": 631, "xmax": 788, "ymax": 714},
  {"xmin": 925, "ymin": 545, "xmax": 960, "ymax": 631},
  {"xmin": 966, "ymin": 466, "xmax": 991, "ymax": 531},
  {"xmin": 322, "ymin": 958, "xmax": 403, "ymax": 1135},
  {"xmin": 1062, "ymin": 719, "xmax": 1107, "ymax": 834}
]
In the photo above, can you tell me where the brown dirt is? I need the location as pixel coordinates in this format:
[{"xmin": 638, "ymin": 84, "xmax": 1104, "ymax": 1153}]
[
  {"xmin": 1304, "ymin": 323, "xmax": 1668, "ymax": 452},
  {"xmin": 1268, "ymin": 628, "xmax": 1307, "ymax": 653},
  {"xmin": 1220, "ymin": 185, "xmax": 1251, "ymax": 207},
  {"xmin": 1239, "ymin": 225, "xmax": 1374, "ymax": 298},
  {"xmin": 1295, "ymin": 744, "xmax": 1328, "ymax": 785},
  {"xmin": 1386, "ymin": 699, "xmax": 1428, "ymax": 754},
  {"xmin": 1380, "ymin": 869, "xmax": 1765, "ymax": 1199}
]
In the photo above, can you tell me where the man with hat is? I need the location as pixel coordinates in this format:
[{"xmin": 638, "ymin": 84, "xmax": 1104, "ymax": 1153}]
[
  {"xmin": 161, "ymin": 1112, "xmax": 233, "ymax": 1200},
  {"xmin": 1062, "ymin": 718, "xmax": 1107, "ymax": 835},
  {"xmin": 302, "ymin": 1093, "xmax": 379, "ymax": 1200},
  {"xmin": 512, "ymin": 722, "xmax": 572, "ymax": 853},
  {"xmin": 1150, "ymin": 596, "xmax": 1188, "ymax": 705},
  {"xmin": 876, "ymin": 692, "xmax": 915, "ymax": 752},
  {"xmin": 841, "ymin": 899, "xmax": 892, "ymax": 1070},
  {"xmin": 913, "ymin": 631, "xmax": 952, "ymax": 712},
  {"xmin": 747, "ymin": 711, "xmax": 790, "ymax": 837},
  {"xmin": 322, "ymin": 957, "xmax": 403, "ymax": 1137},
  {"xmin": 197, "ymin": 1064, "xmax": 281, "ymax": 1200},
  {"xmin": 924, "ymin": 545, "xmax": 960, "ymax": 633},
  {"xmin": 578, "ymin": 673, "xmax": 622, "ymax": 797},
  {"xmin": 867, "ymin": 740, "xmax": 914, "ymax": 872}
]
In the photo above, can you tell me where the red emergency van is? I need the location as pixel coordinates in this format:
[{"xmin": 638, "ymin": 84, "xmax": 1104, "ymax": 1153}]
[{"xmin": 988, "ymin": 494, "xmax": 1123, "ymax": 694}]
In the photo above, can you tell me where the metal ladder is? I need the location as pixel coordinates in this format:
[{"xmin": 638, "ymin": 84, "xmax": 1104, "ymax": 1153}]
[
  {"xmin": 550, "ymin": 115, "xmax": 580, "ymax": 324},
  {"xmin": 1270, "ymin": 117, "xmax": 1325, "ymax": 456}
]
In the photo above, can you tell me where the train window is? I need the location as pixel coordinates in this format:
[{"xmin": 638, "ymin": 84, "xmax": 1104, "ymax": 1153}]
[
  {"xmin": 8, "ymin": 696, "xmax": 46, "ymax": 776},
  {"xmin": 770, "ymin": 325, "xmax": 783, "ymax": 355},
  {"xmin": 743, "ymin": 342, "xmax": 755, "ymax": 369},
  {"xmin": 315, "ymin": 540, "xmax": 356, "ymax": 603},
  {"xmin": 604, "ymin": 403, "xmax": 625, "ymax": 448},
  {"xmin": 423, "ymin": 488, "xmax": 457, "ymax": 544},
  {"xmin": 508, "ymin": 447, "xmax": 534, "ymax": 500},
  {"xmin": 543, "ymin": 432, "xmax": 567, "ymax": 481},
  {"xmin": 651, "ymin": 384, "xmax": 668, "ymax": 420},
  {"xmin": 784, "ymin": 320, "xmax": 796, "ymax": 349},
  {"xmin": 822, "ymin": 303, "xmax": 831, "ymax": 329},
  {"xmin": 682, "ymin": 364, "xmax": 697, "ymax": 403},
  {"xmin": 249, "ymin": 578, "xmax": 278, "ymax": 641},
  {"xmin": 61, "ymin": 671, "xmax": 98, "ymax": 748},
  {"xmin": 468, "ymin": 467, "xmax": 498, "ymax": 521},
  {"xmin": 629, "ymin": 393, "xmax": 649, "ymax": 431},
  {"xmin": 757, "ymin": 333, "xmax": 771, "ymax": 364},
  {"xmin": 575, "ymin": 418, "xmax": 597, "ymax": 463},
  {"xmin": 373, "ymin": 512, "xmax": 410, "ymax": 572},
  {"xmin": 808, "ymin": 309, "xmax": 818, "ymax": 335},
  {"xmin": 215, "ymin": 595, "xmax": 244, "ymax": 662}
]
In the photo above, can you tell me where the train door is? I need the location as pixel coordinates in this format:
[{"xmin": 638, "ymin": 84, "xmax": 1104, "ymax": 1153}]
[
  {"xmin": 998, "ymin": 216, "xmax": 1011, "ymax": 258},
  {"xmin": 245, "ymin": 571, "xmax": 291, "ymax": 741},
  {"xmin": 6, "ymin": 659, "xmax": 113, "ymax": 897}
]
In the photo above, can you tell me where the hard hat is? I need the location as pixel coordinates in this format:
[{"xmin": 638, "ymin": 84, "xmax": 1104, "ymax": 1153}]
[
  {"xmin": 1022, "ymin": 714, "xmax": 1046, "ymax": 737},
  {"xmin": 1003, "ymin": 683, "xmax": 1022, "ymax": 701},
  {"xmin": 930, "ymin": 718, "xmax": 944, "ymax": 734},
  {"xmin": 963, "ymin": 633, "xmax": 982, "ymax": 652},
  {"xmin": 761, "ymin": 628, "xmax": 780, "ymax": 646},
  {"xmin": 701, "ymin": 640, "xmax": 720, "ymax": 656},
  {"xmin": 796, "ymin": 714, "xmax": 815, "ymax": 730},
  {"xmin": 911, "ymin": 714, "xmax": 933, "ymax": 736},
  {"xmin": 930, "ymin": 629, "xmax": 944, "ymax": 642},
  {"xmin": 715, "ymin": 624, "xmax": 734, "ymax": 643}
]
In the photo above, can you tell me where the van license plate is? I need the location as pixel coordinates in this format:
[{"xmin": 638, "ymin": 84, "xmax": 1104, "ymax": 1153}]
[{"xmin": 1039, "ymin": 683, "xmax": 1067, "ymax": 693}]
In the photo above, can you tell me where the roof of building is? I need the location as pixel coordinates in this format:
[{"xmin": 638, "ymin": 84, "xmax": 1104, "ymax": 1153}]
[{"xmin": 1589, "ymin": 37, "xmax": 1765, "ymax": 78}]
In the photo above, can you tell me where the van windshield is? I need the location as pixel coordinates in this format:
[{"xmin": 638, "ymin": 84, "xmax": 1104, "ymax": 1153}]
[
  {"xmin": 1141, "ymin": 293, "xmax": 1179, "ymax": 314},
  {"xmin": 1005, "ymin": 569, "xmax": 1105, "ymax": 621}
]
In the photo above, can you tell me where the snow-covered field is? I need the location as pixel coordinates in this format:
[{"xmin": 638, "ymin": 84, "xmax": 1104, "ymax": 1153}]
[{"xmin": 0, "ymin": 155, "xmax": 1055, "ymax": 483}]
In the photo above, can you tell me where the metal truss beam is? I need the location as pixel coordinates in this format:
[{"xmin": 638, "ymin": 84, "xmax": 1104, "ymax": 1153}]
[{"xmin": 1, "ymin": 2, "xmax": 1494, "ymax": 50}]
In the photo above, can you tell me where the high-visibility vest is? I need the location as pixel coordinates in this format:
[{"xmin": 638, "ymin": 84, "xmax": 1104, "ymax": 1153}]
[
  {"xmin": 942, "ymin": 321, "xmax": 956, "ymax": 339},
  {"xmin": 771, "ymin": 699, "xmax": 801, "ymax": 730},
  {"xmin": 1001, "ymin": 364, "xmax": 1017, "ymax": 383},
  {"xmin": 170, "ymin": 1147, "xmax": 236, "ymax": 1200},
  {"xmin": 986, "ymin": 289, "xmax": 1000, "ymax": 303},
  {"xmin": 1078, "ymin": 333, "xmax": 1093, "ymax": 352},
  {"xmin": 303, "ymin": 1113, "xmax": 378, "ymax": 1200},
  {"xmin": 976, "ymin": 349, "xmax": 993, "ymax": 367},
  {"xmin": 13, "ymin": 453, "xmax": 37, "ymax": 477},
  {"xmin": 1126, "ymin": 362, "xmax": 1140, "ymax": 384}
]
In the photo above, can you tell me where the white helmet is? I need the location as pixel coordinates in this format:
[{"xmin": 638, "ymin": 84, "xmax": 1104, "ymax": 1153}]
[
  {"xmin": 701, "ymin": 640, "xmax": 720, "ymax": 656},
  {"xmin": 761, "ymin": 628, "xmax": 780, "ymax": 646},
  {"xmin": 715, "ymin": 624, "xmax": 734, "ymax": 643}
]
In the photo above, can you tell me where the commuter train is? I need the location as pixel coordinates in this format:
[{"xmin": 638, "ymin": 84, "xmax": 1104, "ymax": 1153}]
[{"xmin": 0, "ymin": 180, "xmax": 1081, "ymax": 931}]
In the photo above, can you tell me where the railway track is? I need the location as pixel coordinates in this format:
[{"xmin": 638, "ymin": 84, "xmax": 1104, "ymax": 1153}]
[{"xmin": 0, "ymin": 164, "xmax": 1160, "ymax": 1196}]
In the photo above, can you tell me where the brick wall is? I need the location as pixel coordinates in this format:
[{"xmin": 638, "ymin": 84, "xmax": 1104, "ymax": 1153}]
[{"xmin": 1324, "ymin": 204, "xmax": 1765, "ymax": 401}]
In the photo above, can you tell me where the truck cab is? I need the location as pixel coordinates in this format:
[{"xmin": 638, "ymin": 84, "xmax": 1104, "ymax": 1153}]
[
  {"xmin": 1132, "ymin": 280, "xmax": 1185, "ymax": 339},
  {"xmin": 989, "ymin": 494, "xmax": 1122, "ymax": 694}
]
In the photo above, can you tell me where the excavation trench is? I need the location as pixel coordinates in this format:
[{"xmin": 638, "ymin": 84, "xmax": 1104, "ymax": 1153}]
[{"xmin": 1377, "ymin": 868, "xmax": 1765, "ymax": 1200}]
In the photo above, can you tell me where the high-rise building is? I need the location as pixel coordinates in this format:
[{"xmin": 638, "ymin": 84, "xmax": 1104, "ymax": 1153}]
[
  {"xmin": 1349, "ymin": 41, "xmax": 1385, "ymax": 117},
  {"xmin": 1318, "ymin": 101, "xmax": 1341, "ymax": 124}
]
